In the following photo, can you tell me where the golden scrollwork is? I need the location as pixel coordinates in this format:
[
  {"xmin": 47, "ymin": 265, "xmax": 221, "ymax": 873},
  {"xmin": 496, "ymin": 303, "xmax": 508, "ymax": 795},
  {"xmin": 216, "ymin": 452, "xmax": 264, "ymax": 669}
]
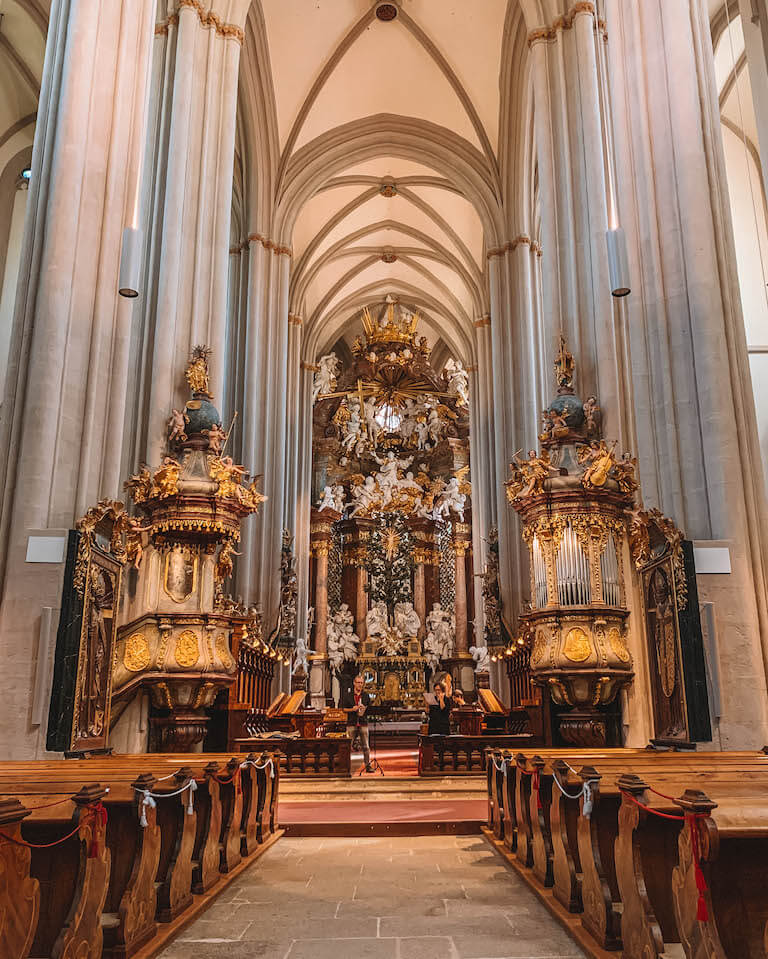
[
  {"xmin": 563, "ymin": 626, "xmax": 592, "ymax": 663},
  {"xmin": 74, "ymin": 499, "xmax": 131, "ymax": 596},
  {"xmin": 629, "ymin": 507, "xmax": 688, "ymax": 611},
  {"xmin": 532, "ymin": 628, "xmax": 548, "ymax": 667},
  {"xmin": 123, "ymin": 633, "xmax": 151, "ymax": 672},
  {"xmin": 215, "ymin": 632, "xmax": 234, "ymax": 669},
  {"xmin": 174, "ymin": 630, "xmax": 200, "ymax": 668},
  {"xmin": 608, "ymin": 627, "xmax": 631, "ymax": 664}
]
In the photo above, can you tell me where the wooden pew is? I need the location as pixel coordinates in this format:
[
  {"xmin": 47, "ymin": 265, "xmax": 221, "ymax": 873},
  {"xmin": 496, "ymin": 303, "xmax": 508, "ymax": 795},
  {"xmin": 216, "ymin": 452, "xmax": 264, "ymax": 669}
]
[
  {"xmin": 614, "ymin": 775, "xmax": 768, "ymax": 959},
  {"xmin": 0, "ymin": 751, "xmax": 280, "ymax": 957},
  {"xmin": 23, "ymin": 784, "xmax": 110, "ymax": 959},
  {"xmin": 0, "ymin": 798, "xmax": 40, "ymax": 959},
  {"xmin": 482, "ymin": 749, "xmax": 768, "ymax": 957}
]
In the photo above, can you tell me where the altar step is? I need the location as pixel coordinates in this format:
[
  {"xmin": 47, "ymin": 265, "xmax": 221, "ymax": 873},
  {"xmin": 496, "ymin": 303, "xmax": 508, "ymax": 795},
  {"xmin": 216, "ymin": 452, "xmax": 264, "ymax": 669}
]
[{"xmin": 279, "ymin": 773, "xmax": 486, "ymax": 836}]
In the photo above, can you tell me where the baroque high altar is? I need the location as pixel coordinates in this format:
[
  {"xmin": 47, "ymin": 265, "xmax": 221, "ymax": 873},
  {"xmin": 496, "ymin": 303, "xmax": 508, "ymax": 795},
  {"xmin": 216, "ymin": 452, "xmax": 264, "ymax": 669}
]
[{"xmin": 306, "ymin": 296, "xmax": 485, "ymax": 708}]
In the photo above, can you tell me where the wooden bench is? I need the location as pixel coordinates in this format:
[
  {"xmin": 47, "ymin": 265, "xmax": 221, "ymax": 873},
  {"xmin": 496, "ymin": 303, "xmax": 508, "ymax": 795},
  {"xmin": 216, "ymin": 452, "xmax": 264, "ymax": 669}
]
[
  {"xmin": 482, "ymin": 748, "xmax": 768, "ymax": 958},
  {"xmin": 0, "ymin": 751, "xmax": 281, "ymax": 958}
]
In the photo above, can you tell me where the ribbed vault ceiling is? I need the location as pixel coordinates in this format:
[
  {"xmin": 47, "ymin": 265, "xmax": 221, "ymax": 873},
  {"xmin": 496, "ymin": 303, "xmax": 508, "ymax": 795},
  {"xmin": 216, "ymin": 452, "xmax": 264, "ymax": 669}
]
[
  {"xmin": 259, "ymin": 0, "xmax": 509, "ymax": 363},
  {"xmin": 0, "ymin": 0, "xmax": 47, "ymax": 153}
]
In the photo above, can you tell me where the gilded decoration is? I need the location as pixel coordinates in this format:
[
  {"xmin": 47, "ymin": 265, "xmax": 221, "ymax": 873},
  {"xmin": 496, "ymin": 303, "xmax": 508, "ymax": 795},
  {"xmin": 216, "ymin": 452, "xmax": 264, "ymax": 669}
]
[
  {"xmin": 608, "ymin": 626, "xmax": 631, "ymax": 664},
  {"xmin": 506, "ymin": 340, "xmax": 636, "ymax": 742},
  {"xmin": 629, "ymin": 507, "xmax": 688, "ymax": 612},
  {"xmin": 532, "ymin": 628, "xmax": 548, "ymax": 667},
  {"xmin": 174, "ymin": 630, "xmax": 200, "ymax": 668},
  {"xmin": 215, "ymin": 632, "xmax": 233, "ymax": 669},
  {"xmin": 563, "ymin": 627, "xmax": 592, "ymax": 663},
  {"xmin": 124, "ymin": 633, "xmax": 151, "ymax": 672}
]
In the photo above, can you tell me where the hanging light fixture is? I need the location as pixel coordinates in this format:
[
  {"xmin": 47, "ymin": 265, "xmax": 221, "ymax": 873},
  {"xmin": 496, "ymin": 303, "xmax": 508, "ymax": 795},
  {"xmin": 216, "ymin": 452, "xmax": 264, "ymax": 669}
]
[
  {"xmin": 118, "ymin": 226, "xmax": 142, "ymax": 298},
  {"xmin": 606, "ymin": 227, "xmax": 631, "ymax": 297}
]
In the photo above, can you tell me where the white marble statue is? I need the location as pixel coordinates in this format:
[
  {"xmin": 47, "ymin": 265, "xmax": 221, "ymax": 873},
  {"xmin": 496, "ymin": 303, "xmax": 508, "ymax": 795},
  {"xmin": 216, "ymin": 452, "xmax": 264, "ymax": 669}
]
[
  {"xmin": 342, "ymin": 402, "xmax": 363, "ymax": 455},
  {"xmin": 394, "ymin": 601, "xmax": 421, "ymax": 638},
  {"xmin": 365, "ymin": 601, "xmax": 389, "ymax": 639},
  {"xmin": 318, "ymin": 484, "xmax": 345, "ymax": 513},
  {"xmin": 444, "ymin": 358, "xmax": 469, "ymax": 406},
  {"xmin": 423, "ymin": 630, "xmax": 441, "ymax": 671},
  {"xmin": 364, "ymin": 396, "xmax": 380, "ymax": 444},
  {"xmin": 312, "ymin": 353, "xmax": 339, "ymax": 403},
  {"xmin": 350, "ymin": 475, "xmax": 379, "ymax": 516},
  {"xmin": 427, "ymin": 406, "xmax": 443, "ymax": 445},
  {"xmin": 292, "ymin": 637, "xmax": 310, "ymax": 675},
  {"xmin": 470, "ymin": 643, "xmax": 490, "ymax": 673},
  {"xmin": 374, "ymin": 450, "xmax": 414, "ymax": 505},
  {"xmin": 328, "ymin": 604, "xmax": 360, "ymax": 673},
  {"xmin": 435, "ymin": 475, "xmax": 467, "ymax": 522},
  {"xmin": 426, "ymin": 602, "xmax": 455, "ymax": 660}
]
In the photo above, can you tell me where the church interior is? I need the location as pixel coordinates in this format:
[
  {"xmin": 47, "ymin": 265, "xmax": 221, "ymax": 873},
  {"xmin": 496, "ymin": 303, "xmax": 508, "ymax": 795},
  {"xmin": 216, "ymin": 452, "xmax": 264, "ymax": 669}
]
[{"xmin": 2, "ymin": 1, "xmax": 768, "ymax": 957}]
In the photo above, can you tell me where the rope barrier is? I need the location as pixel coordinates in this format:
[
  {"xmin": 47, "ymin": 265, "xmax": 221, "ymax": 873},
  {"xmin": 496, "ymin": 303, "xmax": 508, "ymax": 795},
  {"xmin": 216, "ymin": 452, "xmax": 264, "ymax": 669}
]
[
  {"xmin": 618, "ymin": 787, "xmax": 711, "ymax": 922},
  {"xmin": 0, "ymin": 801, "xmax": 107, "ymax": 858}
]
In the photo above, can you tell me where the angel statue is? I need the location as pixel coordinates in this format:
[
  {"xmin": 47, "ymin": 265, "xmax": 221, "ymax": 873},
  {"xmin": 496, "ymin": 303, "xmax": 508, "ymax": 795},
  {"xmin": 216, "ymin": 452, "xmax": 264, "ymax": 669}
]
[
  {"xmin": 444, "ymin": 357, "xmax": 470, "ymax": 406},
  {"xmin": 394, "ymin": 602, "xmax": 420, "ymax": 638},
  {"xmin": 426, "ymin": 603, "xmax": 454, "ymax": 660},
  {"xmin": 349, "ymin": 475, "xmax": 379, "ymax": 517},
  {"xmin": 311, "ymin": 353, "xmax": 339, "ymax": 404},
  {"xmin": 318, "ymin": 484, "xmax": 345, "ymax": 513},
  {"xmin": 423, "ymin": 631, "xmax": 441, "ymax": 672},
  {"xmin": 469, "ymin": 644, "xmax": 491, "ymax": 673},
  {"xmin": 366, "ymin": 601, "xmax": 389, "ymax": 640},
  {"xmin": 292, "ymin": 637, "xmax": 310, "ymax": 675},
  {"xmin": 434, "ymin": 475, "xmax": 467, "ymax": 522},
  {"xmin": 206, "ymin": 421, "xmax": 226, "ymax": 454},
  {"xmin": 579, "ymin": 440, "xmax": 616, "ymax": 489},
  {"xmin": 374, "ymin": 450, "xmax": 413, "ymax": 505},
  {"xmin": 167, "ymin": 408, "xmax": 188, "ymax": 445}
]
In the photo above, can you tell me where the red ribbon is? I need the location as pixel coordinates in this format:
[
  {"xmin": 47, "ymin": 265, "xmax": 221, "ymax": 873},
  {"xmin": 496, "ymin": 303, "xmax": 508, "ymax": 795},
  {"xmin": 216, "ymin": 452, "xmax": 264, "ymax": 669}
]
[
  {"xmin": 532, "ymin": 769, "xmax": 543, "ymax": 810},
  {"xmin": 87, "ymin": 802, "xmax": 107, "ymax": 859},
  {"xmin": 687, "ymin": 814, "xmax": 709, "ymax": 922}
]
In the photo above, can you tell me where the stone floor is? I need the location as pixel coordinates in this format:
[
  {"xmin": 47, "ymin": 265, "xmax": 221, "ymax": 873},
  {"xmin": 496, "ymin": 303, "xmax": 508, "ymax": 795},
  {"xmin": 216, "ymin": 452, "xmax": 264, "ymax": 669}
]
[{"xmin": 157, "ymin": 836, "xmax": 587, "ymax": 959}]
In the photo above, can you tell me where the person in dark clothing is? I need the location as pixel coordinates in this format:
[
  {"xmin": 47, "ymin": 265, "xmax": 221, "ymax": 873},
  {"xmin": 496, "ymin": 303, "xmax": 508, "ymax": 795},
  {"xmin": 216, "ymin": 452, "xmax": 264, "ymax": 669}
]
[
  {"xmin": 427, "ymin": 681, "xmax": 452, "ymax": 736},
  {"xmin": 339, "ymin": 674, "xmax": 374, "ymax": 770}
]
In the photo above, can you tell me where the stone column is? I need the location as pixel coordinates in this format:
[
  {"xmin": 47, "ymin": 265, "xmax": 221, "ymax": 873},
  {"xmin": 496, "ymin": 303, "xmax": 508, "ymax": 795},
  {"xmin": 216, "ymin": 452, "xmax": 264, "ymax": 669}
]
[
  {"xmin": 452, "ymin": 522, "xmax": 474, "ymax": 690},
  {"xmin": 408, "ymin": 517, "xmax": 434, "ymax": 638},
  {"xmin": 143, "ymin": 1, "xmax": 252, "ymax": 464},
  {"xmin": 0, "ymin": 0, "xmax": 156, "ymax": 758},
  {"xmin": 602, "ymin": 0, "xmax": 768, "ymax": 747},
  {"xmin": 308, "ymin": 507, "xmax": 339, "ymax": 707}
]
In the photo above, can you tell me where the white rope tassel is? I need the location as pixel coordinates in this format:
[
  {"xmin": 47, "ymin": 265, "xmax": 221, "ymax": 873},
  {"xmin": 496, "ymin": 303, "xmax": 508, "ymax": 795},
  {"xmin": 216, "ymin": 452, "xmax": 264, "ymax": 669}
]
[
  {"xmin": 139, "ymin": 790, "xmax": 156, "ymax": 828},
  {"xmin": 582, "ymin": 781, "xmax": 593, "ymax": 818},
  {"xmin": 187, "ymin": 779, "xmax": 198, "ymax": 816}
]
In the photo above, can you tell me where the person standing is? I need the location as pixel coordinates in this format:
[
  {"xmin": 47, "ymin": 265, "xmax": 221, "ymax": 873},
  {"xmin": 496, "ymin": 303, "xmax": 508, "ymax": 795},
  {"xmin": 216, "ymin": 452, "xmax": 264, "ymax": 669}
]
[
  {"xmin": 341, "ymin": 674, "xmax": 373, "ymax": 771},
  {"xmin": 427, "ymin": 681, "xmax": 452, "ymax": 736}
]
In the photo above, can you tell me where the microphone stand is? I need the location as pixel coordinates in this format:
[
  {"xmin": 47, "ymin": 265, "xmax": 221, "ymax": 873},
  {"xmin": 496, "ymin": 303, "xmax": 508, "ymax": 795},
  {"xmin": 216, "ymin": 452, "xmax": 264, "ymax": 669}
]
[{"xmin": 357, "ymin": 704, "xmax": 384, "ymax": 776}]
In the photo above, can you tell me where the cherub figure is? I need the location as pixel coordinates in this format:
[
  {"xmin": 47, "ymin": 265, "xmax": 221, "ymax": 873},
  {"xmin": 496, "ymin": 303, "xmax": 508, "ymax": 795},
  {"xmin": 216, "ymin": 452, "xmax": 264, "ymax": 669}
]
[
  {"xmin": 318, "ymin": 484, "xmax": 345, "ymax": 513},
  {"xmin": 168, "ymin": 408, "xmax": 188, "ymax": 445},
  {"xmin": 583, "ymin": 396, "xmax": 601, "ymax": 435},
  {"xmin": 216, "ymin": 540, "xmax": 241, "ymax": 582},
  {"xmin": 292, "ymin": 637, "xmax": 310, "ymax": 675},
  {"xmin": 125, "ymin": 518, "xmax": 153, "ymax": 569},
  {"xmin": 434, "ymin": 476, "xmax": 467, "ymax": 521},
  {"xmin": 614, "ymin": 451, "xmax": 639, "ymax": 497},
  {"xmin": 206, "ymin": 421, "xmax": 226, "ymax": 454},
  {"xmin": 579, "ymin": 440, "xmax": 616, "ymax": 489}
]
